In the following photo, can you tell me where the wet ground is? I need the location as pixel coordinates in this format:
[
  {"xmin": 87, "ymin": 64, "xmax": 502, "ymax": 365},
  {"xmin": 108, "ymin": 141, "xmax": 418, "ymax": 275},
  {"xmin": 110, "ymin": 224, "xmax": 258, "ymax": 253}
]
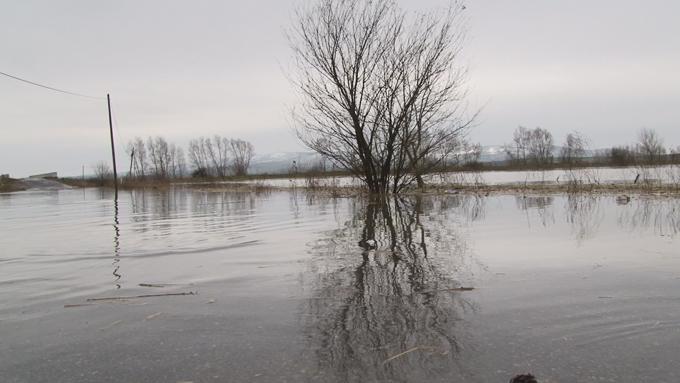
[{"xmin": 1, "ymin": 188, "xmax": 679, "ymax": 382}]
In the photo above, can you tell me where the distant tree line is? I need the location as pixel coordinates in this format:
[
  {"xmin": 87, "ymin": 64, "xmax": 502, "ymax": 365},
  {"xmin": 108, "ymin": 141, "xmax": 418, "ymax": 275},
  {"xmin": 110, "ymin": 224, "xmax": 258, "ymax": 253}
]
[
  {"xmin": 504, "ymin": 126, "xmax": 555, "ymax": 165},
  {"xmin": 126, "ymin": 136, "xmax": 187, "ymax": 180},
  {"xmin": 605, "ymin": 128, "xmax": 672, "ymax": 166},
  {"xmin": 87, "ymin": 125, "xmax": 676, "ymax": 187},
  {"xmin": 501, "ymin": 126, "xmax": 679, "ymax": 169},
  {"xmin": 91, "ymin": 135, "xmax": 255, "ymax": 183},
  {"xmin": 187, "ymin": 136, "xmax": 254, "ymax": 177}
]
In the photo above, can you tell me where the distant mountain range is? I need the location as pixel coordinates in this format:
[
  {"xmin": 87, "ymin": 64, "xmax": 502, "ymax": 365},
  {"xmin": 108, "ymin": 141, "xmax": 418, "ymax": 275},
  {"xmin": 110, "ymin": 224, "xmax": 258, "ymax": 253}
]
[
  {"xmin": 249, "ymin": 152, "xmax": 324, "ymax": 174},
  {"xmin": 477, "ymin": 146, "xmax": 509, "ymax": 163}
]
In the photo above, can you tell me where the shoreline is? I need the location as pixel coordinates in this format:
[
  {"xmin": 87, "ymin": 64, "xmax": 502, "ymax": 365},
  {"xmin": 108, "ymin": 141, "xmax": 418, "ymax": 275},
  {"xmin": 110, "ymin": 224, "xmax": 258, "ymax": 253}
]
[
  {"xmin": 5, "ymin": 172, "xmax": 680, "ymax": 197},
  {"xmin": 87, "ymin": 179, "xmax": 680, "ymax": 198}
]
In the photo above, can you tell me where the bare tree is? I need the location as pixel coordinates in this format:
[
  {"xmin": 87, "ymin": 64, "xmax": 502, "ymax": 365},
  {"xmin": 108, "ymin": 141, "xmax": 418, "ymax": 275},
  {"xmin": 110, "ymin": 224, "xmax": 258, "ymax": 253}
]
[
  {"xmin": 636, "ymin": 128, "xmax": 665, "ymax": 163},
  {"xmin": 174, "ymin": 146, "xmax": 187, "ymax": 178},
  {"xmin": 166, "ymin": 143, "xmax": 185, "ymax": 179},
  {"xmin": 505, "ymin": 126, "xmax": 553, "ymax": 165},
  {"xmin": 188, "ymin": 135, "xmax": 230, "ymax": 177},
  {"xmin": 445, "ymin": 141, "xmax": 481, "ymax": 168},
  {"xmin": 464, "ymin": 142, "xmax": 482, "ymax": 164},
  {"xmin": 187, "ymin": 136, "xmax": 252, "ymax": 177},
  {"xmin": 206, "ymin": 135, "xmax": 231, "ymax": 177},
  {"xmin": 92, "ymin": 161, "xmax": 112, "ymax": 186},
  {"xmin": 147, "ymin": 136, "xmax": 172, "ymax": 179},
  {"xmin": 126, "ymin": 137, "xmax": 148, "ymax": 179},
  {"xmin": 124, "ymin": 136, "xmax": 185, "ymax": 180},
  {"xmin": 290, "ymin": 0, "xmax": 472, "ymax": 193},
  {"xmin": 527, "ymin": 127, "xmax": 553, "ymax": 165},
  {"xmin": 188, "ymin": 137, "xmax": 211, "ymax": 176},
  {"xmin": 230, "ymin": 139, "xmax": 254, "ymax": 176},
  {"xmin": 505, "ymin": 126, "xmax": 530, "ymax": 163},
  {"xmin": 560, "ymin": 131, "xmax": 588, "ymax": 165}
]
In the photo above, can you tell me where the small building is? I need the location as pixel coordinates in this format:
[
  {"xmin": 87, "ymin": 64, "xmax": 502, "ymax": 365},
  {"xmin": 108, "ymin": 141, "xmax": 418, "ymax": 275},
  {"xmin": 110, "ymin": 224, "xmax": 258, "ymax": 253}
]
[
  {"xmin": 29, "ymin": 172, "xmax": 58, "ymax": 179},
  {"xmin": 0, "ymin": 174, "xmax": 9, "ymax": 180}
]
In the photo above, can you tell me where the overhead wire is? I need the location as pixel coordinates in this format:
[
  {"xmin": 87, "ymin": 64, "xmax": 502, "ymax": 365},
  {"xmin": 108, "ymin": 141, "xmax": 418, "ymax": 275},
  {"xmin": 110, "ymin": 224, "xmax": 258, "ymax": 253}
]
[
  {"xmin": 1, "ymin": 69, "xmax": 122, "ymax": 176},
  {"xmin": 111, "ymin": 100, "xmax": 126, "ymax": 155},
  {"xmin": 0, "ymin": 70, "xmax": 104, "ymax": 100}
]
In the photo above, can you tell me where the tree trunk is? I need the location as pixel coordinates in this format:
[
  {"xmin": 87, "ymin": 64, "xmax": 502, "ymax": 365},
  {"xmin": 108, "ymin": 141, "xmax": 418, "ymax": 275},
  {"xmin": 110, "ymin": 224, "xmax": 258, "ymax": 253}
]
[{"xmin": 415, "ymin": 175, "xmax": 425, "ymax": 189}]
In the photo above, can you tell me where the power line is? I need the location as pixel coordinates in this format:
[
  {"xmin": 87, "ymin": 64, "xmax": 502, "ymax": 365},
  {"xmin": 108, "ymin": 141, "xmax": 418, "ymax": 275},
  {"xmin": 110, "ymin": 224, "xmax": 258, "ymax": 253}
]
[
  {"xmin": 111, "ymin": 100, "xmax": 126, "ymax": 153},
  {"xmin": 0, "ymin": 70, "xmax": 104, "ymax": 100}
]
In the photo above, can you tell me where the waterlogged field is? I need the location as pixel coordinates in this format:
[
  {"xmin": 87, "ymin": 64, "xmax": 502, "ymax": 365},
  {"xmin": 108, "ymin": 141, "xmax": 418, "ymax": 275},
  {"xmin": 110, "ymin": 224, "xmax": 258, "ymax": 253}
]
[
  {"xmin": 226, "ymin": 165, "xmax": 680, "ymax": 189},
  {"xmin": 1, "ymin": 188, "xmax": 679, "ymax": 382}
]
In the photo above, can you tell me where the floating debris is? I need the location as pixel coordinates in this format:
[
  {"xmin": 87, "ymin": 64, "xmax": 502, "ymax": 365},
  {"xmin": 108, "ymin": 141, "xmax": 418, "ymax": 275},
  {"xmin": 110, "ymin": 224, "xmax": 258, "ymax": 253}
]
[
  {"xmin": 616, "ymin": 194, "xmax": 631, "ymax": 205},
  {"xmin": 382, "ymin": 345, "xmax": 443, "ymax": 364},
  {"xmin": 86, "ymin": 292, "xmax": 197, "ymax": 302},
  {"xmin": 382, "ymin": 346, "xmax": 421, "ymax": 364},
  {"xmin": 510, "ymin": 374, "xmax": 538, "ymax": 383},
  {"xmin": 145, "ymin": 312, "xmax": 163, "ymax": 320},
  {"xmin": 420, "ymin": 287, "xmax": 475, "ymax": 294},
  {"xmin": 447, "ymin": 287, "xmax": 475, "ymax": 291},
  {"xmin": 99, "ymin": 320, "xmax": 123, "ymax": 330}
]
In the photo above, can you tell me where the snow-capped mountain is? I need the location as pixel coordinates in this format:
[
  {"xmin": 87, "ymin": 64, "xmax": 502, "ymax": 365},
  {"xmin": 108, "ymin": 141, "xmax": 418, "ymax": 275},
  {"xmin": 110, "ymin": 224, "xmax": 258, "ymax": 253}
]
[{"xmin": 478, "ymin": 145, "xmax": 511, "ymax": 163}]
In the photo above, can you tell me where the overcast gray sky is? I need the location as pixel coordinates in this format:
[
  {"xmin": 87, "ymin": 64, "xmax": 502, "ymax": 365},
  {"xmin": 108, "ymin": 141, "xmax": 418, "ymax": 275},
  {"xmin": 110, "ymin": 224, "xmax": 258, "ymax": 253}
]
[{"xmin": 2, "ymin": 0, "xmax": 679, "ymax": 177}]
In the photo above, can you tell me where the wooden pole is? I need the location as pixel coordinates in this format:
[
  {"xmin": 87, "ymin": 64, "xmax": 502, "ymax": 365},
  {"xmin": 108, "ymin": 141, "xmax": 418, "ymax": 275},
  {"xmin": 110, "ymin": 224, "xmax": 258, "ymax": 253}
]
[
  {"xmin": 129, "ymin": 148, "xmax": 135, "ymax": 179},
  {"xmin": 107, "ymin": 94, "xmax": 118, "ymax": 198}
]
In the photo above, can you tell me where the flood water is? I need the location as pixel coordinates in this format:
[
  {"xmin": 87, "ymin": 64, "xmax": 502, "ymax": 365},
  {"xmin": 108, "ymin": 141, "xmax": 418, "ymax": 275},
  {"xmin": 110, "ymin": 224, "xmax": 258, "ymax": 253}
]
[
  {"xmin": 237, "ymin": 164, "xmax": 680, "ymax": 188},
  {"xmin": 1, "ymin": 188, "xmax": 679, "ymax": 382}
]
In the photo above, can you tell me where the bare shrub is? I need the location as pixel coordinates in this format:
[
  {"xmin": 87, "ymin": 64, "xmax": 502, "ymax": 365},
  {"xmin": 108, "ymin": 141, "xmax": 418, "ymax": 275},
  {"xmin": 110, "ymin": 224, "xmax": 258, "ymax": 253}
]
[
  {"xmin": 559, "ymin": 132, "xmax": 596, "ymax": 187},
  {"xmin": 92, "ymin": 161, "xmax": 113, "ymax": 186}
]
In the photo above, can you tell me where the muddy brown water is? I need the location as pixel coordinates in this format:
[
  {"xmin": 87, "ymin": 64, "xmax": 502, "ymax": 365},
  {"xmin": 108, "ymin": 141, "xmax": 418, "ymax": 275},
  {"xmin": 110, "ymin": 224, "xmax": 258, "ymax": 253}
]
[{"xmin": 0, "ymin": 188, "xmax": 679, "ymax": 382}]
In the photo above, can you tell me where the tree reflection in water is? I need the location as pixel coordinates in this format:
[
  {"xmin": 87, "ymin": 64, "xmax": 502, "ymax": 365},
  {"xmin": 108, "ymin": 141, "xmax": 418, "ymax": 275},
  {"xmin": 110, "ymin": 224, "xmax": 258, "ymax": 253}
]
[
  {"xmin": 618, "ymin": 196, "xmax": 680, "ymax": 237},
  {"xmin": 565, "ymin": 193, "xmax": 604, "ymax": 244},
  {"xmin": 512, "ymin": 193, "xmax": 678, "ymax": 241},
  {"xmin": 515, "ymin": 195, "xmax": 555, "ymax": 228},
  {"xmin": 300, "ymin": 195, "xmax": 480, "ymax": 382}
]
